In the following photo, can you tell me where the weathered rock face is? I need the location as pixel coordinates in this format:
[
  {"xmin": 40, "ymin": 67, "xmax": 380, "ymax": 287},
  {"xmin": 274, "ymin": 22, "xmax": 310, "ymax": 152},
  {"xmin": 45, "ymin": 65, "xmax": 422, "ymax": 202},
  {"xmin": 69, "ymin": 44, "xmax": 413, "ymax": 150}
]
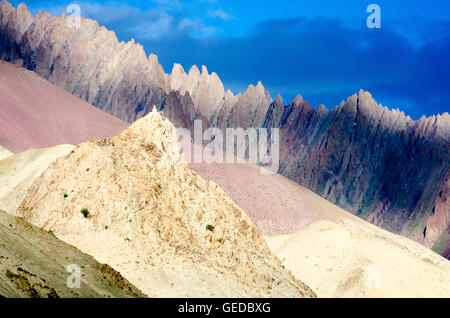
[
  {"xmin": 0, "ymin": 2, "xmax": 32, "ymax": 62},
  {"xmin": 221, "ymin": 81, "xmax": 272, "ymax": 129},
  {"xmin": 0, "ymin": 1, "xmax": 273, "ymax": 128},
  {"xmin": 169, "ymin": 64, "xmax": 226, "ymax": 124},
  {"xmin": 425, "ymin": 177, "xmax": 450, "ymax": 258},
  {"xmin": 263, "ymin": 90, "xmax": 450, "ymax": 254},
  {"xmin": 0, "ymin": 1, "xmax": 168, "ymax": 122},
  {"xmin": 1, "ymin": 1, "xmax": 448, "ymax": 257}
]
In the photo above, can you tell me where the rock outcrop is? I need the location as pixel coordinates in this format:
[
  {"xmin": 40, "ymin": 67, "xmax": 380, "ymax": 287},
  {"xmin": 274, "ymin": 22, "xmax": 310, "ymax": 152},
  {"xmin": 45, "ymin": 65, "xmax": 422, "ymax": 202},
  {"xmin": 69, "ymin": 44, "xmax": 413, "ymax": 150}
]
[
  {"xmin": 18, "ymin": 109, "xmax": 316, "ymax": 297},
  {"xmin": 169, "ymin": 64, "xmax": 225, "ymax": 123},
  {"xmin": 1, "ymin": 1, "xmax": 448, "ymax": 257}
]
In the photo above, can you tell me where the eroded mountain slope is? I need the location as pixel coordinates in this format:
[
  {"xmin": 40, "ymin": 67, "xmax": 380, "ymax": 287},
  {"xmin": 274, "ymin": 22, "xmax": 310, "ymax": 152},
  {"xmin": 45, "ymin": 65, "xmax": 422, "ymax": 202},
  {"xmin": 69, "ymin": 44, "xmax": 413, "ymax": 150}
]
[
  {"xmin": 0, "ymin": 209, "xmax": 145, "ymax": 298},
  {"xmin": 18, "ymin": 110, "xmax": 315, "ymax": 298}
]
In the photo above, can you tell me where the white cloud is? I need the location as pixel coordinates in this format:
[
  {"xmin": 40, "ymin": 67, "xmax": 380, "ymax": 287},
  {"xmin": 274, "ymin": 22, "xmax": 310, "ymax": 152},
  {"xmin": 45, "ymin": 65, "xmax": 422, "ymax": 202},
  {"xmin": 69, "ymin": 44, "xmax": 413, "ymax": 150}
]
[
  {"xmin": 39, "ymin": 1, "xmax": 217, "ymax": 40},
  {"xmin": 178, "ymin": 17, "xmax": 216, "ymax": 37},
  {"xmin": 207, "ymin": 9, "xmax": 234, "ymax": 21}
]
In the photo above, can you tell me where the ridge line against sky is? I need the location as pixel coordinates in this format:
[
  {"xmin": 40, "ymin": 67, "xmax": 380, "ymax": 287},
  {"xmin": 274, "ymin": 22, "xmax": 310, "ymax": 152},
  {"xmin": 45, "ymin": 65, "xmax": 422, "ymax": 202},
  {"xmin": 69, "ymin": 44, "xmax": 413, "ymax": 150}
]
[{"xmin": 8, "ymin": 0, "xmax": 450, "ymax": 119}]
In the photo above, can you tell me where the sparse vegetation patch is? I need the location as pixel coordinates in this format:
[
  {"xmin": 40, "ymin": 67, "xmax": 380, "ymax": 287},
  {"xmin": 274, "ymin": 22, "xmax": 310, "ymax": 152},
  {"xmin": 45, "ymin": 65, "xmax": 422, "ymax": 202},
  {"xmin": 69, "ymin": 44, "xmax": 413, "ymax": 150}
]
[{"xmin": 81, "ymin": 208, "xmax": 90, "ymax": 218}]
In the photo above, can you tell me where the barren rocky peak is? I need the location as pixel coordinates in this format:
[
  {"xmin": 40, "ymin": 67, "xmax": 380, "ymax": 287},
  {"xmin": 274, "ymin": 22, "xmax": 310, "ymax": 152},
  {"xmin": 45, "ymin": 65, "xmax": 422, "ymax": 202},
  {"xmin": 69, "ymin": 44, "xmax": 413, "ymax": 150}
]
[
  {"xmin": 0, "ymin": 1, "xmax": 31, "ymax": 38},
  {"xmin": 316, "ymin": 104, "xmax": 328, "ymax": 115},
  {"xmin": 246, "ymin": 81, "xmax": 272, "ymax": 103},
  {"xmin": 169, "ymin": 63, "xmax": 187, "ymax": 91},
  {"xmin": 13, "ymin": 2, "xmax": 32, "ymax": 33},
  {"xmin": 292, "ymin": 94, "xmax": 304, "ymax": 106},
  {"xmin": 224, "ymin": 89, "xmax": 239, "ymax": 109},
  {"xmin": 340, "ymin": 89, "xmax": 450, "ymax": 141},
  {"xmin": 225, "ymin": 81, "xmax": 272, "ymax": 128},
  {"xmin": 416, "ymin": 112, "xmax": 450, "ymax": 142},
  {"xmin": 274, "ymin": 94, "xmax": 284, "ymax": 106},
  {"xmin": 290, "ymin": 94, "xmax": 313, "ymax": 115},
  {"xmin": 324, "ymin": 89, "xmax": 416, "ymax": 136},
  {"xmin": 170, "ymin": 63, "xmax": 226, "ymax": 121},
  {"xmin": 355, "ymin": 90, "xmax": 412, "ymax": 130},
  {"xmin": 18, "ymin": 109, "xmax": 315, "ymax": 297}
]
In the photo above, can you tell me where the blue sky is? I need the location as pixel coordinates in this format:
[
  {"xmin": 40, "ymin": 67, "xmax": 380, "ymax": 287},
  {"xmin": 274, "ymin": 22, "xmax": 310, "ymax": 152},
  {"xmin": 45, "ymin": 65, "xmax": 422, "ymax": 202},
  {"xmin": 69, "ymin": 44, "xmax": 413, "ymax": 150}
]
[{"xmin": 10, "ymin": 0, "xmax": 450, "ymax": 119}]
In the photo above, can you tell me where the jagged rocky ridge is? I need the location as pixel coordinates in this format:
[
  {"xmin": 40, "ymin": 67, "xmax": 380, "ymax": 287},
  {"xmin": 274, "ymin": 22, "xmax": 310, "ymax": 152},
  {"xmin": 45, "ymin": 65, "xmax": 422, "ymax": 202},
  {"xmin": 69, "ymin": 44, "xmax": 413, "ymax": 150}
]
[
  {"xmin": 263, "ymin": 91, "xmax": 449, "ymax": 256},
  {"xmin": 0, "ymin": 1, "xmax": 448, "ymax": 257}
]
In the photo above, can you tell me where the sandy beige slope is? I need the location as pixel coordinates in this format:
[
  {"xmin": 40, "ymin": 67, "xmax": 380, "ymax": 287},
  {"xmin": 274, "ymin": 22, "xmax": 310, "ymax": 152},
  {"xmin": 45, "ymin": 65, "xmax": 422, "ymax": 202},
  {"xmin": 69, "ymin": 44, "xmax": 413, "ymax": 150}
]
[
  {"xmin": 266, "ymin": 219, "xmax": 450, "ymax": 298},
  {"xmin": 194, "ymin": 156, "xmax": 450, "ymax": 297},
  {"xmin": 0, "ymin": 209, "xmax": 145, "ymax": 298},
  {"xmin": 0, "ymin": 145, "xmax": 12, "ymax": 160},
  {"xmin": 0, "ymin": 144, "xmax": 74, "ymax": 215},
  {"xmin": 18, "ymin": 110, "xmax": 315, "ymax": 298}
]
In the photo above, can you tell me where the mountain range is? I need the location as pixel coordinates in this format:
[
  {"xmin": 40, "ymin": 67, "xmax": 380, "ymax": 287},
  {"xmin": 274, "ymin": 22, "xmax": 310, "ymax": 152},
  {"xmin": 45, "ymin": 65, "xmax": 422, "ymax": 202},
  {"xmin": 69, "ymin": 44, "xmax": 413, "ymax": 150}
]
[
  {"xmin": 0, "ymin": 58, "xmax": 449, "ymax": 297},
  {"xmin": 0, "ymin": 0, "xmax": 448, "ymax": 258}
]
